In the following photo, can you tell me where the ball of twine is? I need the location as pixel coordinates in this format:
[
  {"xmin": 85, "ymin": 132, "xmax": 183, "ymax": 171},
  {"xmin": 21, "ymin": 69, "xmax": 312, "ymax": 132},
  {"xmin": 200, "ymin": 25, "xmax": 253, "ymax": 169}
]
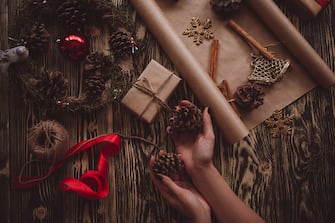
[{"xmin": 28, "ymin": 120, "xmax": 69, "ymax": 164}]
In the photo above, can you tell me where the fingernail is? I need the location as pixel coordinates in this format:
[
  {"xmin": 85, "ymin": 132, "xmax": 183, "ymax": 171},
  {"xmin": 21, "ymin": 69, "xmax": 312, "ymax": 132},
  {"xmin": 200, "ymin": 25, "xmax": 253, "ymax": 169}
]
[
  {"xmin": 207, "ymin": 107, "xmax": 211, "ymax": 115},
  {"xmin": 155, "ymin": 174, "xmax": 163, "ymax": 181}
]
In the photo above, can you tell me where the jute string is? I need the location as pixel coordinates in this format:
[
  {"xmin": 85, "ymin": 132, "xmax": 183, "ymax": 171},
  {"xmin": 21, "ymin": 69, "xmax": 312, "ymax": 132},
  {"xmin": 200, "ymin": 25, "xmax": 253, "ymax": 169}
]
[{"xmin": 18, "ymin": 121, "xmax": 162, "ymax": 185}]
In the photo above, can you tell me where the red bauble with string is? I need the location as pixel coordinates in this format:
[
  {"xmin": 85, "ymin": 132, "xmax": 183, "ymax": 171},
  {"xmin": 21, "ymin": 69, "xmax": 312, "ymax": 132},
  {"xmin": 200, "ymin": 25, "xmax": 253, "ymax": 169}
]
[{"xmin": 57, "ymin": 34, "xmax": 89, "ymax": 62}]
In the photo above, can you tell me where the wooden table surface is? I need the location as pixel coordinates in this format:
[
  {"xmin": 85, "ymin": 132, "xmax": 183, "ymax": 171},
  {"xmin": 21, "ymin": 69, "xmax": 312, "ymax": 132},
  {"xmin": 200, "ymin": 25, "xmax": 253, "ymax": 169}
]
[{"xmin": 1, "ymin": 0, "xmax": 335, "ymax": 222}]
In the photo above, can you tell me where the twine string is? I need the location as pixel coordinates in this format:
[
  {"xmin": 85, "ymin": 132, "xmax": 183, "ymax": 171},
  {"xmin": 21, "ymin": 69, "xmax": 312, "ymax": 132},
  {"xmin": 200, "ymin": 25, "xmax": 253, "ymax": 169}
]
[{"xmin": 133, "ymin": 75, "xmax": 174, "ymax": 117}]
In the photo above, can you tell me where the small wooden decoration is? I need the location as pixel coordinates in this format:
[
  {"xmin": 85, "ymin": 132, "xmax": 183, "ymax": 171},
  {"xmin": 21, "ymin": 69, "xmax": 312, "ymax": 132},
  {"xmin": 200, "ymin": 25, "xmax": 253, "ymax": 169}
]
[
  {"xmin": 183, "ymin": 17, "xmax": 214, "ymax": 45},
  {"xmin": 265, "ymin": 110, "xmax": 296, "ymax": 138}
]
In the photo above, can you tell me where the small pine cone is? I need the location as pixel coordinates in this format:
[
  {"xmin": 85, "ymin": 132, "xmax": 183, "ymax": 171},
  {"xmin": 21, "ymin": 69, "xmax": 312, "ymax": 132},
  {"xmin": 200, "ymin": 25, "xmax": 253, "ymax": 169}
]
[
  {"xmin": 34, "ymin": 70, "xmax": 68, "ymax": 100},
  {"xmin": 25, "ymin": 22, "xmax": 50, "ymax": 57},
  {"xmin": 109, "ymin": 31, "xmax": 132, "ymax": 58},
  {"xmin": 152, "ymin": 153, "xmax": 184, "ymax": 177},
  {"xmin": 56, "ymin": 0, "xmax": 93, "ymax": 31},
  {"xmin": 83, "ymin": 76, "xmax": 106, "ymax": 99},
  {"xmin": 167, "ymin": 100, "xmax": 203, "ymax": 134},
  {"xmin": 83, "ymin": 52, "xmax": 114, "ymax": 80},
  {"xmin": 210, "ymin": 0, "xmax": 244, "ymax": 14},
  {"xmin": 234, "ymin": 83, "xmax": 264, "ymax": 111}
]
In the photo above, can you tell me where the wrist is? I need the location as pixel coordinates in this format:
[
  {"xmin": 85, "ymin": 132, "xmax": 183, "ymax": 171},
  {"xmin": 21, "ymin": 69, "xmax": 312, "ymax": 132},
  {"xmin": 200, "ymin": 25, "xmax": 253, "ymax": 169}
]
[{"xmin": 189, "ymin": 162, "xmax": 217, "ymax": 182}]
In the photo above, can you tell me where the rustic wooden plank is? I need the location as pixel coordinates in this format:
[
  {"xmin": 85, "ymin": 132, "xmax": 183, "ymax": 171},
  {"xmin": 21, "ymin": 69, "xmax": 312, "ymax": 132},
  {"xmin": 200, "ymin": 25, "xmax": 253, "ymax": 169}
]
[
  {"xmin": 0, "ymin": 0, "xmax": 10, "ymax": 222},
  {"xmin": 1, "ymin": 0, "xmax": 335, "ymax": 222}
]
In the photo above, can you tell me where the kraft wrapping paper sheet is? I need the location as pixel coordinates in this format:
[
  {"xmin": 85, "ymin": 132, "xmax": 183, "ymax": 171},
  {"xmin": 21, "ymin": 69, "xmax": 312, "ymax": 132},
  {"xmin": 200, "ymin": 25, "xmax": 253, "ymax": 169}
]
[{"xmin": 130, "ymin": 0, "xmax": 335, "ymax": 144}]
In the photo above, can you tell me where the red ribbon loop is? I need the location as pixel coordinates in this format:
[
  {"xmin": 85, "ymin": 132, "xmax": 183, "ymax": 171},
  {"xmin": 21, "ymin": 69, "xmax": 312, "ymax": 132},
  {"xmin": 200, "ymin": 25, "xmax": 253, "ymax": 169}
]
[
  {"xmin": 15, "ymin": 134, "xmax": 121, "ymax": 200},
  {"xmin": 316, "ymin": 0, "xmax": 329, "ymax": 7}
]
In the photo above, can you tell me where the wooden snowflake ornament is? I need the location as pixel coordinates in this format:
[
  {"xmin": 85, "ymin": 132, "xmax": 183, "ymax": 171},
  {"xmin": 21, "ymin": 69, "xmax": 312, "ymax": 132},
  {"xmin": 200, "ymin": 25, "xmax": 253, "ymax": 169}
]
[
  {"xmin": 183, "ymin": 17, "xmax": 214, "ymax": 45},
  {"xmin": 265, "ymin": 110, "xmax": 296, "ymax": 138}
]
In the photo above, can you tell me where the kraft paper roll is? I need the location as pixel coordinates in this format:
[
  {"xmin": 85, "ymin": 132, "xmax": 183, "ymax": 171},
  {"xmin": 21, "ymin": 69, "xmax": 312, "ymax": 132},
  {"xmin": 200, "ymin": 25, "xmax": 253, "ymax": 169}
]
[
  {"xmin": 130, "ymin": 0, "xmax": 249, "ymax": 143},
  {"xmin": 247, "ymin": 0, "xmax": 335, "ymax": 87}
]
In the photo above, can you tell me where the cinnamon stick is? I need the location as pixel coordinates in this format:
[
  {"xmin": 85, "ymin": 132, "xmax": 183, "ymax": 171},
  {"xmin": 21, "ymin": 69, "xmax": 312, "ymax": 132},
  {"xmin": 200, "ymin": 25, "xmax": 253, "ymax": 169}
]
[
  {"xmin": 218, "ymin": 80, "xmax": 241, "ymax": 117},
  {"xmin": 208, "ymin": 39, "xmax": 241, "ymax": 117},
  {"xmin": 228, "ymin": 19, "xmax": 273, "ymax": 60},
  {"xmin": 209, "ymin": 39, "xmax": 219, "ymax": 80}
]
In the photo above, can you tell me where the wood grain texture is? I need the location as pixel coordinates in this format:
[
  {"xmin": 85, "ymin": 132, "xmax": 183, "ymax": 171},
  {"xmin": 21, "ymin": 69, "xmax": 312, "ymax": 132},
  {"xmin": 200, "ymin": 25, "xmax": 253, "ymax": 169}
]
[{"xmin": 0, "ymin": 0, "xmax": 334, "ymax": 222}]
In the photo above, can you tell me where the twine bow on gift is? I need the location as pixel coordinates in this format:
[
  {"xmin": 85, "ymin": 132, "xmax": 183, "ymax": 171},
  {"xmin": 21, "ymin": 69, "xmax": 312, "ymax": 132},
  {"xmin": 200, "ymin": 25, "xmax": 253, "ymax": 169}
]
[{"xmin": 133, "ymin": 76, "xmax": 173, "ymax": 117}]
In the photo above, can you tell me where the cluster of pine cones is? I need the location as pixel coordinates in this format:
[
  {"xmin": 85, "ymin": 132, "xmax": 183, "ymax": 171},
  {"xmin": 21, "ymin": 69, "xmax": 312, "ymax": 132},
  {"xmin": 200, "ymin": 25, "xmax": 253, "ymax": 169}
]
[
  {"xmin": 82, "ymin": 52, "xmax": 114, "ymax": 100},
  {"xmin": 167, "ymin": 100, "xmax": 203, "ymax": 134},
  {"xmin": 109, "ymin": 31, "xmax": 134, "ymax": 59},
  {"xmin": 27, "ymin": 70, "xmax": 68, "ymax": 103}
]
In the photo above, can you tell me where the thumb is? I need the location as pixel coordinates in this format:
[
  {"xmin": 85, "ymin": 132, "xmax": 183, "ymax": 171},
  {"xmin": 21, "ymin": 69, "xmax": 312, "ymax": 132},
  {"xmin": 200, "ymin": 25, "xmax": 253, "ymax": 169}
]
[{"xmin": 160, "ymin": 174, "xmax": 184, "ymax": 198}]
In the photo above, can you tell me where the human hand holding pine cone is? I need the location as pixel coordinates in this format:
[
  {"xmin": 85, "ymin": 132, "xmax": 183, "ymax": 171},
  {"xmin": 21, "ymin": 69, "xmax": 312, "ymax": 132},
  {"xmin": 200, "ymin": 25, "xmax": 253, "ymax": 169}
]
[{"xmin": 168, "ymin": 101, "xmax": 215, "ymax": 177}]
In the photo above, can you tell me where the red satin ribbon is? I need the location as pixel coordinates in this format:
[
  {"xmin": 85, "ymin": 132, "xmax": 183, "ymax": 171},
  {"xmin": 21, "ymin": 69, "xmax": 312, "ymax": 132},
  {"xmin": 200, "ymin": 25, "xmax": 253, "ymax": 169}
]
[
  {"xmin": 15, "ymin": 134, "xmax": 121, "ymax": 200},
  {"xmin": 316, "ymin": 0, "xmax": 329, "ymax": 7}
]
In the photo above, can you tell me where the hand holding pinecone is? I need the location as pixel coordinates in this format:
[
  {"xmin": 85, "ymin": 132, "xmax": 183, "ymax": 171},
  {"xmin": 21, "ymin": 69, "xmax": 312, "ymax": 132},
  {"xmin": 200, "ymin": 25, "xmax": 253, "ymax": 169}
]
[{"xmin": 152, "ymin": 153, "xmax": 184, "ymax": 177}]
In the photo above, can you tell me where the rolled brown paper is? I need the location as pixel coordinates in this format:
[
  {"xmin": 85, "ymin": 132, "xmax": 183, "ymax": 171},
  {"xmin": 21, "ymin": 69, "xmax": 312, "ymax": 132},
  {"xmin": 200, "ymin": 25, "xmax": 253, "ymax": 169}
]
[
  {"xmin": 130, "ymin": 0, "xmax": 249, "ymax": 143},
  {"xmin": 246, "ymin": 0, "xmax": 335, "ymax": 88}
]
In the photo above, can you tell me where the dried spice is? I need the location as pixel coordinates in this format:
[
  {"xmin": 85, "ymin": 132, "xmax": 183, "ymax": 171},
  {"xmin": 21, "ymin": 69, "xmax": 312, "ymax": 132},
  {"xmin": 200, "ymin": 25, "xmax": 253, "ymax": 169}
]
[
  {"xmin": 183, "ymin": 17, "xmax": 214, "ymax": 45},
  {"xmin": 234, "ymin": 83, "xmax": 264, "ymax": 111},
  {"xmin": 167, "ymin": 100, "xmax": 203, "ymax": 134},
  {"xmin": 265, "ymin": 110, "xmax": 295, "ymax": 138},
  {"xmin": 152, "ymin": 153, "xmax": 184, "ymax": 177}
]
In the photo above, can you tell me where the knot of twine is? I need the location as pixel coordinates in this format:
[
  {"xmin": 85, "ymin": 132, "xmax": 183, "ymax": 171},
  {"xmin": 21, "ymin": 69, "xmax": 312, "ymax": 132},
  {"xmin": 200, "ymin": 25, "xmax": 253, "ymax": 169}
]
[
  {"xmin": 28, "ymin": 120, "xmax": 70, "ymax": 164},
  {"xmin": 133, "ymin": 76, "xmax": 173, "ymax": 116}
]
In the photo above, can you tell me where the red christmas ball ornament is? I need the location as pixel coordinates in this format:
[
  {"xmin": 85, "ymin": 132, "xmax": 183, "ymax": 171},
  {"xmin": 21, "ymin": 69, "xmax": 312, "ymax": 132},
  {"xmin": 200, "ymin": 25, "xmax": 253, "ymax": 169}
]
[{"xmin": 57, "ymin": 34, "xmax": 89, "ymax": 62}]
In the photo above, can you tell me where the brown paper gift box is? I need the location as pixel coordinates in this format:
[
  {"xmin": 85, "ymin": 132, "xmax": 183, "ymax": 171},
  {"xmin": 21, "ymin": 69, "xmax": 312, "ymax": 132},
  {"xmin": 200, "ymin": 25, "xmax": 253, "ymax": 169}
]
[
  {"xmin": 289, "ymin": 0, "xmax": 328, "ymax": 19},
  {"xmin": 121, "ymin": 59, "xmax": 181, "ymax": 123}
]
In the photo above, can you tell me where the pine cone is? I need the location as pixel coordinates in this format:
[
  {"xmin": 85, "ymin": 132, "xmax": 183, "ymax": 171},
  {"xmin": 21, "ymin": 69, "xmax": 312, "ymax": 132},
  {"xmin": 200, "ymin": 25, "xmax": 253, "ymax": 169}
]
[
  {"xmin": 167, "ymin": 100, "xmax": 203, "ymax": 134},
  {"xmin": 210, "ymin": 0, "xmax": 244, "ymax": 14},
  {"xmin": 56, "ymin": 0, "xmax": 94, "ymax": 31},
  {"xmin": 83, "ymin": 76, "xmax": 106, "ymax": 99},
  {"xmin": 83, "ymin": 52, "xmax": 114, "ymax": 80},
  {"xmin": 25, "ymin": 22, "xmax": 50, "ymax": 57},
  {"xmin": 109, "ymin": 31, "xmax": 132, "ymax": 58},
  {"xmin": 152, "ymin": 153, "xmax": 184, "ymax": 177},
  {"xmin": 34, "ymin": 70, "xmax": 68, "ymax": 101},
  {"xmin": 234, "ymin": 83, "xmax": 264, "ymax": 111}
]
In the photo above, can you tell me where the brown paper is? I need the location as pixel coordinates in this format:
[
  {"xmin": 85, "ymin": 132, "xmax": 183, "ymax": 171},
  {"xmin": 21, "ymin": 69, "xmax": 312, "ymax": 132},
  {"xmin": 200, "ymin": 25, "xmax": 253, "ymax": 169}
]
[
  {"xmin": 246, "ymin": 0, "xmax": 334, "ymax": 87},
  {"xmin": 130, "ymin": 0, "xmax": 334, "ymax": 143},
  {"xmin": 121, "ymin": 60, "xmax": 181, "ymax": 123},
  {"xmin": 130, "ymin": 0, "xmax": 250, "ymax": 144}
]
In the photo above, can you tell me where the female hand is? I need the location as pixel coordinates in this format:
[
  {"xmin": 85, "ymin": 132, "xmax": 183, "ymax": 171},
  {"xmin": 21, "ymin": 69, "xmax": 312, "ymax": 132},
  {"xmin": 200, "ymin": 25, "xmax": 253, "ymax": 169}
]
[
  {"xmin": 171, "ymin": 104, "xmax": 215, "ymax": 174},
  {"xmin": 149, "ymin": 153, "xmax": 211, "ymax": 223}
]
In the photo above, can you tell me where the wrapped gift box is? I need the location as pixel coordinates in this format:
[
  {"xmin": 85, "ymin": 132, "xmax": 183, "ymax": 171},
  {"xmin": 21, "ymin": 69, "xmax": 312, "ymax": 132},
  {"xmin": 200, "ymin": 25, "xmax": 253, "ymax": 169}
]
[
  {"xmin": 289, "ymin": 0, "xmax": 329, "ymax": 19},
  {"xmin": 121, "ymin": 59, "xmax": 181, "ymax": 123}
]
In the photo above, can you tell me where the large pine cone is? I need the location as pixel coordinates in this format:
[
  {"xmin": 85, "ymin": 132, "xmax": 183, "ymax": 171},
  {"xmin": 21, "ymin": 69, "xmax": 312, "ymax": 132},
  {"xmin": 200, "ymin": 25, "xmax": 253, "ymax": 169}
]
[
  {"xmin": 83, "ymin": 76, "xmax": 106, "ymax": 99},
  {"xmin": 83, "ymin": 52, "xmax": 114, "ymax": 80},
  {"xmin": 210, "ymin": 0, "xmax": 244, "ymax": 14},
  {"xmin": 234, "ymin": 83, "xmax": 264, "ymax": 111},
  {"xmin": 167, "ymin": 100, "xmax": 203, "ymax": 134},
  {"xmin": 33, "ymin": 70, "xmax": 68, "ymax": 101},
  {"xmin": 152, "ymin": 153, "xmax": 184, "ymax": 177},
  {"xmin": 56, "ymin": 0, "xmax": 95, "ymax": 31},
  {"xmin": 24, "ymin": 22, "xmax": 50, "ymax": 57},
  {"xmin": 109, "ymin": 31, "xmax": 132, "ymax": 58}
]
